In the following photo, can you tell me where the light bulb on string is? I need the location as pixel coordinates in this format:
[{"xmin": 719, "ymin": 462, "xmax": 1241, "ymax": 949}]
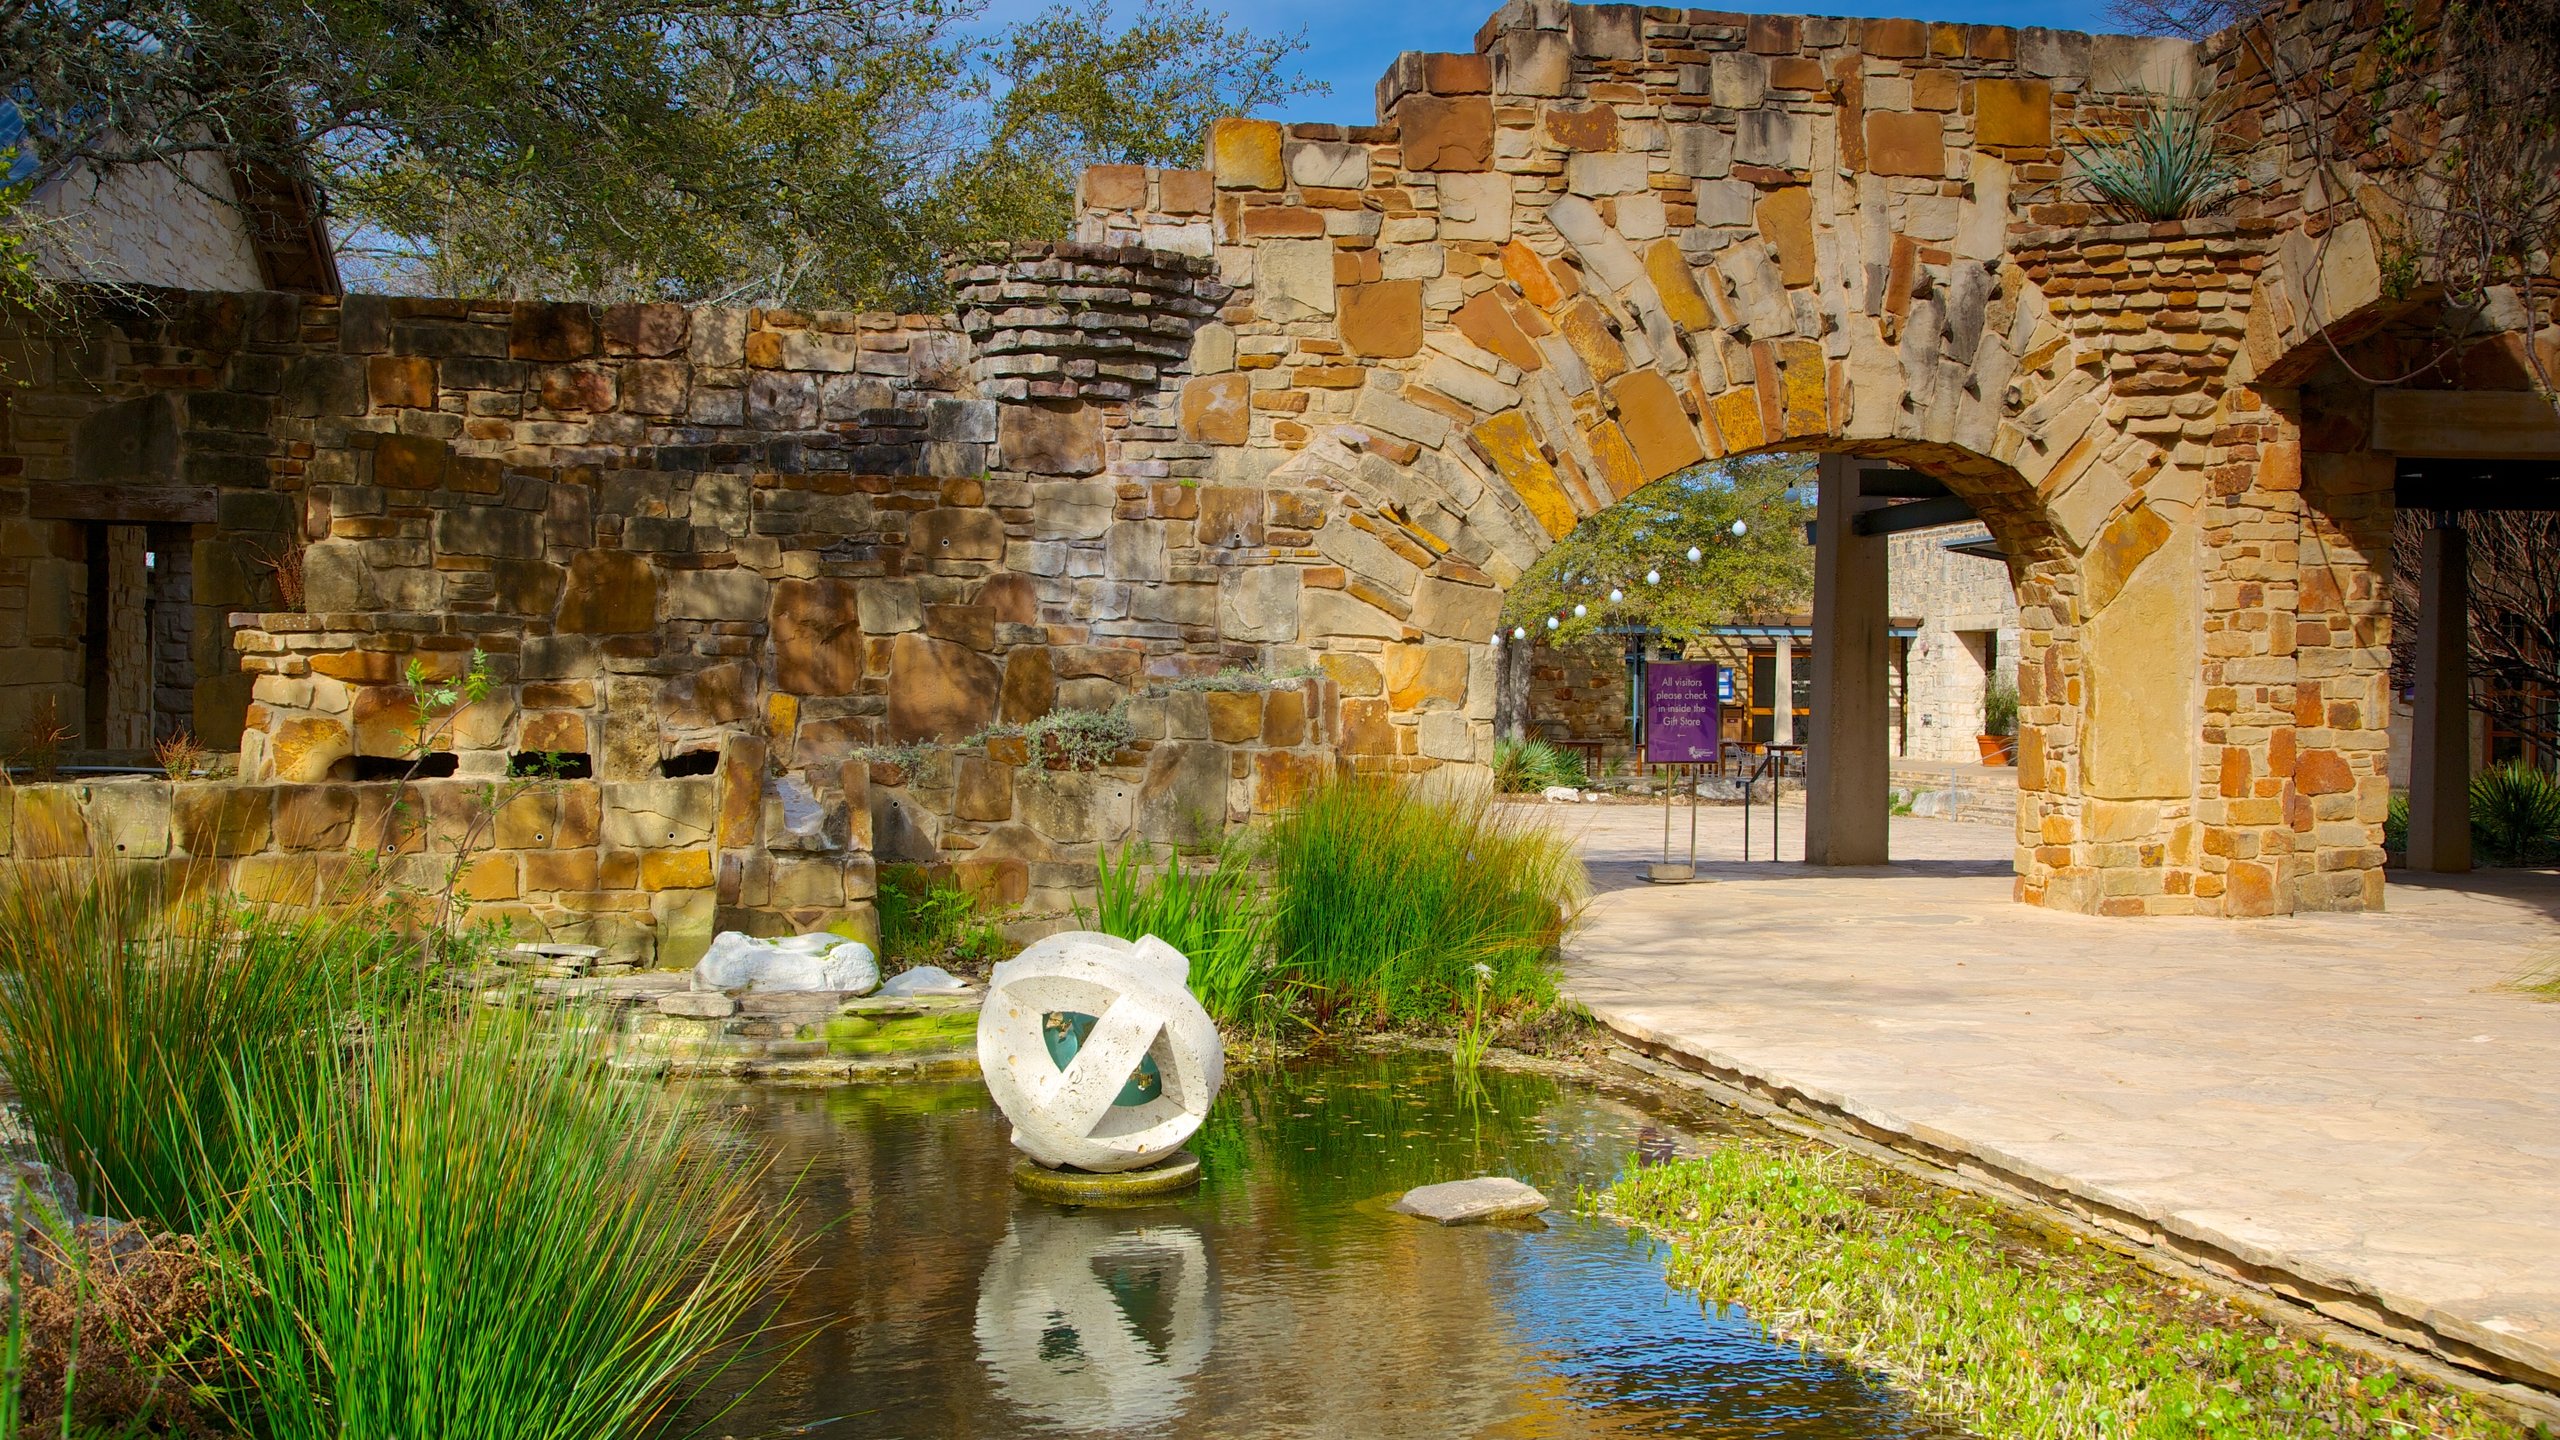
[
  {"xmin": 1512, "ymin": 626, "xmax": 1527, "ymax": 640},
  {"xmin": 1687, "ymin": 545, "xmax": 1703, "ymax": 563},
  {"xmin": 1490, "ymin": 632, "xmax": 1503, "ymax": 648},
  {"xmin": 1546, "ymin": 616, "xmax": 1559, "ymax": 630},
  {"xmin": 1731, "ymin": 519, "xmax": 1748, "ymax": 537},
  {"xmin": 1608, "ymin": 587, "xmax": 1623, "ymax": 602},
  {"xmin": 1646, "ymin": 568, "xmax": 1660, "ymax": 585},
  {"xmin": 1572, "ymin": 603, "xmax": 1587, "ymax": 618}
]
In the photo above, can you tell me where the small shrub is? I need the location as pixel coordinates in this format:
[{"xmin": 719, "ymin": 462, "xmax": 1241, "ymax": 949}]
[
  {"xmin": 974, "ymin": 705, "xmax": 1136, "ymax": 771},
  {"xmin": 10, "ymin": 1220, "xmax": 219, "ymax": 1437},
  {"xmin": 1982, "ymin": 673, "xmax": 2019, "ymax": 738},
  {"xmin": 13, "ymin": 697, "xmax": 68, "ymax": 782},
  {"xmin": 152, "ymin": 730, "xmax": 208, "ymax": 783},
  {"xmin": 205, "ymin": 1005, "xmax": 801, "ymax": 1440},
  {"xmin": 877, "ymin": 865, "xmax": 1010, "ymax": 974},
  {"xmin": 2384, "ymin": 791, "xmax": 2410, "ymax": 854},
  {"xmin": 2470, "ymin": 760, "xmax": 2560, "ymax": 865},
  {"xmin": 2071, "ymin": 93, "xmax": 2246, "ymax": 221},
  {"xmin": 1261, "ymin": 775, "xmax": 1585, "ymax": 1030},
  {"xmin": 1491, "ymin": 737, "xmax": 1583, "ymax": 793},
  {"xmin": 1088, "ymin": 837, "xmax": 1273, "ymax": 1026}
]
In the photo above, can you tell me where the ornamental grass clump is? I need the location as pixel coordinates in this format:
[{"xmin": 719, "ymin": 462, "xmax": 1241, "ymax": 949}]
[
  {"xmin": 0, "ymin": 860, "xmax": 364, "ymax": 1230},
  {"xmin": 1089, "ymin": 837, "xmax": 1274, "ymax": 1026},
  {"xmin": 204, "ymin": 1003, "xmax": 801, "ymax": 1440},
  {"xmin": 1261, "ymin": 775, "xmax": 1584, "ymax": 1030}
]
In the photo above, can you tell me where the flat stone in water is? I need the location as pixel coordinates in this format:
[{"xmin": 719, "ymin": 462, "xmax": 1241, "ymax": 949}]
[{"xmin": 1392, "ymin": 1176, "xmax": 1550, "ymax": 1225}]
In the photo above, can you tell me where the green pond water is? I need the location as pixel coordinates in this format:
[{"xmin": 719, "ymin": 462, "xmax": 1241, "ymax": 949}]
[{"xmin": 691, "ymin": 1049, "xmax": 1958, "ymax": 1439}]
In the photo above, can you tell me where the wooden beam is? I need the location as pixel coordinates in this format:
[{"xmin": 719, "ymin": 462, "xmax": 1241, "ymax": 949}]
[
  {"xmin": 1852, "ymin": 494, "xmax": 1977, "ymax": 536},
  {"xmin": 1855, "ymin": 467, "xmax": 1952, "ymax": 500},
  {"xmin": 27, "ymin": 483, "xmax": 219, "ymax": 524},
  {"xmin": 2371, "ymin": 390, "xmax": 2560, "ymax": 459}
]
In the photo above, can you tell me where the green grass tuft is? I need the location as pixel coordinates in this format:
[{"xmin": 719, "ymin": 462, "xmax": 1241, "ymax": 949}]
[
  {"xmin": 1605, "ymin": 1143, "xmax": 2529, "ymax": 1440},
  {"xmin": 2470, "ymin": 760, "xmax": 2560, "ymax": 866},
  {"xmin": 1260, "ymin": 774, "xmax": 1584, "ymax": 1030},
  {"xmin": 204, "ymin": 1004, "xmax": 801, "ymax": 1440},
  {"xmin": 1087, "ymin": 836, "xmax": 1275, "ymax": 1026},
  {"xmin": 1491, "ymin": 737, "xmax": 1586, "ymax": 793}
]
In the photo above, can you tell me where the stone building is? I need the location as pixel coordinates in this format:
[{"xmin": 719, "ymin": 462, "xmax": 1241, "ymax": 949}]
[
  {"xmin": 1, "ymin": 0, "xmax": 2549, "ymax": 943},
  {"xmin": 1889, "ymin": 522, "xmax": 2020, "ymax": 762}
]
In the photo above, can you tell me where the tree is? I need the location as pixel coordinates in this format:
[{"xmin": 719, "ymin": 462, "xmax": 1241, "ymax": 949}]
[
  {"xmin": 1499, "ymin": 453, "xmax": 1815, "ymax": 647},
  {"xmin": 0, "ymin": 0, "xmax": 1319, "ymax": 310},
  {"xmin": 2392, "ymin": 510, "xmax": 2560, "ymax": 757}
]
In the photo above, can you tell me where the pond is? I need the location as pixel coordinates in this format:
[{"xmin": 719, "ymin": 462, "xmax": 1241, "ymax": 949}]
[{"xmin": 691, "ymin": 1049, "xmax": 1959, "ymax": 1439}]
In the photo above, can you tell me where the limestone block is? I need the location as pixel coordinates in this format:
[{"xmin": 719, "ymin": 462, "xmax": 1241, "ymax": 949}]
[
  {"xmin": 1437, "ymin": 171, "xmax": 1513, "ymax": 243},
  {"xmin": 977, "ymin": 932, "xmax": 1223, "ymax": 1173},
  {"xmin": 663, "ymin": 568, "xmax": 768, "ymax": 622},
  {"xmin": 1610, "ymin": 370, "xmax": 1706, "ymax": 481},
  {"xmin": 911, "ymin": 508, "xmax": 1007, "ymax": 562},
  {"xmin": 773, "ymin": 579, "xmax": 863, "ymax": 695},
  {"xmin": 2083, "ymin": 528, "xmax": 2198, "ymax": 801},
  {"xmin": 1711, "ymin": 53, "xmax": 1767, "ymax": 110},
  {"xmin": 1736, "ymin": 110, "xmax": 1809, "ymax": 171},
  {"xmin": 85, "ymin": 781, "xmax": 169, "ymax": 859},
  {"xmin": 886, "ymin": 633, "xmax": 1003, "ymax": 743},
  {"xmin": 1411, "ymin": 575, "xmax": 1501, "ymax": 640},
  {"xmin": 1671, "ymin": 126, "xmax": 1734, "ymax": 179},
  {"xmin": 1000, "ymin": 402, "xmax": 1104, "ymax": 476},
  {"xmin": 1289, "ymin": 141, "xmax": 1371, "ymax": 189},
  {"xmin": 1493, "ymin": 28, "xmax": 1571, "ymax": 97},
  {"xmin": 269, "ymin": 716, "xmax": 353, "ymax": 783},
  {"xmin": 1566, "ymin": 152, "xmax": 1648, "ymax": 197},
  {"xmin": 1181, "ymin": 373, "xmax": 1251, "ymax": 444},
  {"xmin": 558, "ymin": 551, "xmax": 657, "ymax": 633},
  {"xmin": 1392, "ymin": 1176, "xmax": 1548, "ymax": 1225},
  {"xmin": 1417, "ymin": 711, "xmax": 1476, "ymax": 761},
  {"xmin": 601, "ymin": 780, "xmax": 718, "ymax": 847},
  {"xmin": 1865, "ymin": 111, "xmax": 1946, "ymax": 178},
  {"xmin": 1220, "ymin": 567, "xmax": 1303, "ymax": 643},
  {"xmin": 1400, "ymin": 96, "xmax": 1494, "ymax": 171},
  {"xmin": 1210, "ymin": 118, "xmax": 1285, "ymax": 189},
  {"xmin": 1255, "ymin": 240, "xmax": 1337, "ymax": 322},
  {"xmin": 1971, "ymin": 80, "xmax": 2053, "ymax": 148}
]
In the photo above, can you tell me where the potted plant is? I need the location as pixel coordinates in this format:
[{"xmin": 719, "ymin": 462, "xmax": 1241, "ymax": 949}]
[{"xmin": 1977, "ymin": 674, "xmax": 2018, "ymax": 767}]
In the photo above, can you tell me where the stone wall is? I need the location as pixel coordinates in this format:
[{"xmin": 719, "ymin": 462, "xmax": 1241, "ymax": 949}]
[
  {"xmin": 6, "ymin": 1, "xmax": 2548, "ymax": 925},
  {"xmin": 1888, "ymin": 523, "xmax": 2018, "ymax": 762}
]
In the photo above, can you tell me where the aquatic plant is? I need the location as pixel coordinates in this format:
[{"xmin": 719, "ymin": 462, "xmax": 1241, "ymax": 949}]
[
  {"xmin": 1260, "ymin": 775, "xmax": 1584, "ymax": 1030},
  {"xmin": 0, "ymin": 861, "xmax": 364, "ymax": 1228},
  {"xmin": 206, "ymin": 1004, "xmax": 801, "ymax": 1440},
  {"xmin": 1490, "ymin": 737, "xmax": 1584, "ymax": 793},
  {"xmin": 1087, "ymin": 836, "xmax": 1274, "ymax": 1026},
  {"xmin": 1606, "ymin": 1143, "xmax": 2525, "ymax": 1440},
  {"xmin": 2470, "ymin": 759, "xmax": 2560, "ymax": 865}
]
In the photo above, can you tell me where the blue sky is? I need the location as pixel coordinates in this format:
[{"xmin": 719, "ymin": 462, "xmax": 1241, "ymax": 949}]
[{"xmin": 1126, "ymin": 0, "xmax": 2135, "ymax": 125}]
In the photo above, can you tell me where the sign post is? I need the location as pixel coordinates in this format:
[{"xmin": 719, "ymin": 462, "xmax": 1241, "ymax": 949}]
[{"xmin": 1641, "ymin": 662, "xmax": 1720, "ymax": 884}]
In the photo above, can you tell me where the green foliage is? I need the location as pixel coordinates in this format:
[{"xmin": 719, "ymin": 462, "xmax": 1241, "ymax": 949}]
[
  {"xmin": 1086, "ymin": 837, "xmax": 1273, "ymax": 1026},
  {"xmin": 2, "ymin": 0, "xmax": 1318, "ymax": 308},
  {"xmin": 0, "ymin": 862, "xmax": 367, "ymax": 1229},
  {"xmin": 2384, "ymin": 791, "xmax": 2411, "ymax": 853},
  {"xmin": 1490, "ymin": 737, "xmax": 1584, "ymax": 793},
  {"xmin": 1259, "ymin": 776, "xmax": 1584, "ymax": 1031},
  {"xmin": 1607, "ymin": 1142, "xmax": 2525, "ymax": 1440},
  {"xmin": 2469, "ymin": 760, "xmax": 2560, "ymax": 865},
  {"xmin": 877, "ymin": 864, "xmax": 1010, "ymax": 971},
  {"xmin": 1982, "ymin": 673, "xmax": 2019, "ymax": 738},
  {"xmin": 2070, "ymin": 94, "xmax": 2247, "ymax": 221},
  {"xmin": 1502, "ymin": 454, "xmax": 1814, "ymax": 644},
  {"xmin": 205, "ymin": 1004, "xmax": 799, "ymax": 1440},
  {"xmin": 973, "ymin": 703, "xmax": 1136, "ymax": 771}
]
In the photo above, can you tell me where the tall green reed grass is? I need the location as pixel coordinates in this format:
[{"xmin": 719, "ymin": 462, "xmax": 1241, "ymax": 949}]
[
  {"xmin": 1261, "ymin": 774, "xmax": 1584, "ymax": 1029},
  {"xmin": 1087, "ymin": 837, "xmax": 1274, "ymax": 1025},
  {"xmin": 206, "ymin": 1004, "xmax": 801, "ymax": 1440},
  {"xmin": 0, "ymin": 861, "xmax": 366, "ymax": 1228}
]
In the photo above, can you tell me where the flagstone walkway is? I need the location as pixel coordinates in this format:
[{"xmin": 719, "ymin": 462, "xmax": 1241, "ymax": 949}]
[{"xmin": 1546, "ymin": 801, "xmax": 2560, "ymax": 1399}]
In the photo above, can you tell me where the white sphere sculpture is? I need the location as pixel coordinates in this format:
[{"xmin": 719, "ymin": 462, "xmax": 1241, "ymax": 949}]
[{"xmin": 977, "ymin": 932, "xmax": 1224, "ymax": 1173}]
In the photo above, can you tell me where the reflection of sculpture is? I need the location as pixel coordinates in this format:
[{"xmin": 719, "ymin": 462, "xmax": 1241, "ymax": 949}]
[
  {"xmin": 974, "ymin": 1212, "xmax": 1211, "ymax": 1433},
  {"xmin": 977, "ymin": 932, "xmax": 1222, "ymax": 1173}
]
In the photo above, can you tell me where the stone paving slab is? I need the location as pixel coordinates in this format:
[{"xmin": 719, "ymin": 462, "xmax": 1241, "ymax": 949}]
[{"xmin": 1544, "ymin": 802, "xmax": 2560, "ymax": 1395}]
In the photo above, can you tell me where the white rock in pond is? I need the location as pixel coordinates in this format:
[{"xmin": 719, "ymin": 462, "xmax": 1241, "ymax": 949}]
[
  {"xmin": 1391, "ymin": 1176, "xmax": 1550, "ymax": 1225},
  {"xmin": 881, "ymin": 964, "xmax": 972, "ymax": 997},
  {"xmin": 691, "ymin": 930, "xmax": 880, "ymax": 995},
  {"xmin": 977, "ymin": 932, "xmax": 1222, "ymax": 1174}
]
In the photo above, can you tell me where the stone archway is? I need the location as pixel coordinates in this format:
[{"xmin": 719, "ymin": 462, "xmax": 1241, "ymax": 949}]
[{"xmin": 1104, "ymin": 7, "xmax": 2291, "ymax": 913}]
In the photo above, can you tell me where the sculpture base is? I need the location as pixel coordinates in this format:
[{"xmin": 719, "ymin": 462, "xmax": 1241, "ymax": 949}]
[
  {"xmin": 1643, "ymin": 862, "xmax": 1708, "ymax": 884},
  {"xmin": 1012, "ymin": 1150, "xmax": 1201, "ymax": 1204}
]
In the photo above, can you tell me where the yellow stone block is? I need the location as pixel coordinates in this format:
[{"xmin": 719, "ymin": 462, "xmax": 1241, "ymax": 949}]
[
  {"xmin": 1643, "ymin": 240, "xmax": 1714, "ymax": 331},
  {"xmin": 1706, "ymin": 385, "xmax": 1767, "ymax": 453},
  {"xmin": 1471, "ymin": 411, "xmax": 1580, "ymax": 539},
  {"xmin": 1776, "ymin": 339, "xmax": 1827, "ymax": 437},
  {"xmin": 1209, "ymin": 118, "xmax": 1285, "ymax": 190},
  {"xmin": 642, "ymin": 848, "xmax": 715, "ymax": 892},
  {"xmin": 1581, "ymin": 420, "xmax": 1647, "ymax": 503}
]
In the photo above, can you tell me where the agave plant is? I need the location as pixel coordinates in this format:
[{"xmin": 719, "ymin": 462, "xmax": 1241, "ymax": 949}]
[
  {"xmin": 2470, "ymin": 760, "xmax": 2560, "ymax": 866},
  {"xmin": 1491, "ymin": 737, "xmax": 1586, "ymax": 793},
  {"xmin": 2070, "ymin": 94, "xmax": 2247, "ymax": 221}
]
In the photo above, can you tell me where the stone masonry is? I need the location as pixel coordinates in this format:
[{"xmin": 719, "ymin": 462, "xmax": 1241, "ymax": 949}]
[{"xmin": 2, "ymin": 1, "xmax": 2548, "ymax": 932}]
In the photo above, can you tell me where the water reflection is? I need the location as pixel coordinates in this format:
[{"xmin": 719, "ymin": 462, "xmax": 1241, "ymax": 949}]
[
  {"xmin": 975, "ymin": 1214, "xmax": 1211, "ymax": 1431},
  {"xmin": 691, "ymin": 1052, "xmax": 1956, "ymax": 1439}
]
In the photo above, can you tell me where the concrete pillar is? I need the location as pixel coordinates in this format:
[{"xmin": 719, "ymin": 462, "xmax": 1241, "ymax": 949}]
[
  {"xmin": 2408, "ymin": 522, "xmax": 2472, "ymax": 873},
  {"xmin": 1772, "ymin": 633, "xmax": 1795, "ymax": 747},
  {"xmin": 1805, "ymin": 454, "xmax": 1891, "ymax": 865}
]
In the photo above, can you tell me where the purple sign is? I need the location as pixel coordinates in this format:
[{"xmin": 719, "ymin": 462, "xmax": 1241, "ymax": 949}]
[{"xmin": 1644, "ymin": 662, "xmax": 1722, "ymax": 765}]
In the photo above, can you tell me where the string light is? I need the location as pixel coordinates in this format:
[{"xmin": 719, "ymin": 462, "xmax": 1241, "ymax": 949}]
[
  {"xmin": 1731, "ymin": 519, "xmax": 1749, "ymax": 537},
  {"xmin": 1646, "ymin": 568, "xmax": 1660, "ymax": 585},
  {"xmin": 1686, "ymin": 545, "xmax": 1703, "ymax": 563},
  {"xmin": 1546, "ymin": 616, "xmax": 1559, "ymax": 630},
  {"xmin": 1512, "ymin": 625, "xmax": 1527, "ymax": 640},
  {"xmin": 1608, "ymin": 587, "xmax": 1623, "ymax": 602},
  {"xmin": 1572, "ymin": 603, "xmax": 1587, "ymax": 618}
]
